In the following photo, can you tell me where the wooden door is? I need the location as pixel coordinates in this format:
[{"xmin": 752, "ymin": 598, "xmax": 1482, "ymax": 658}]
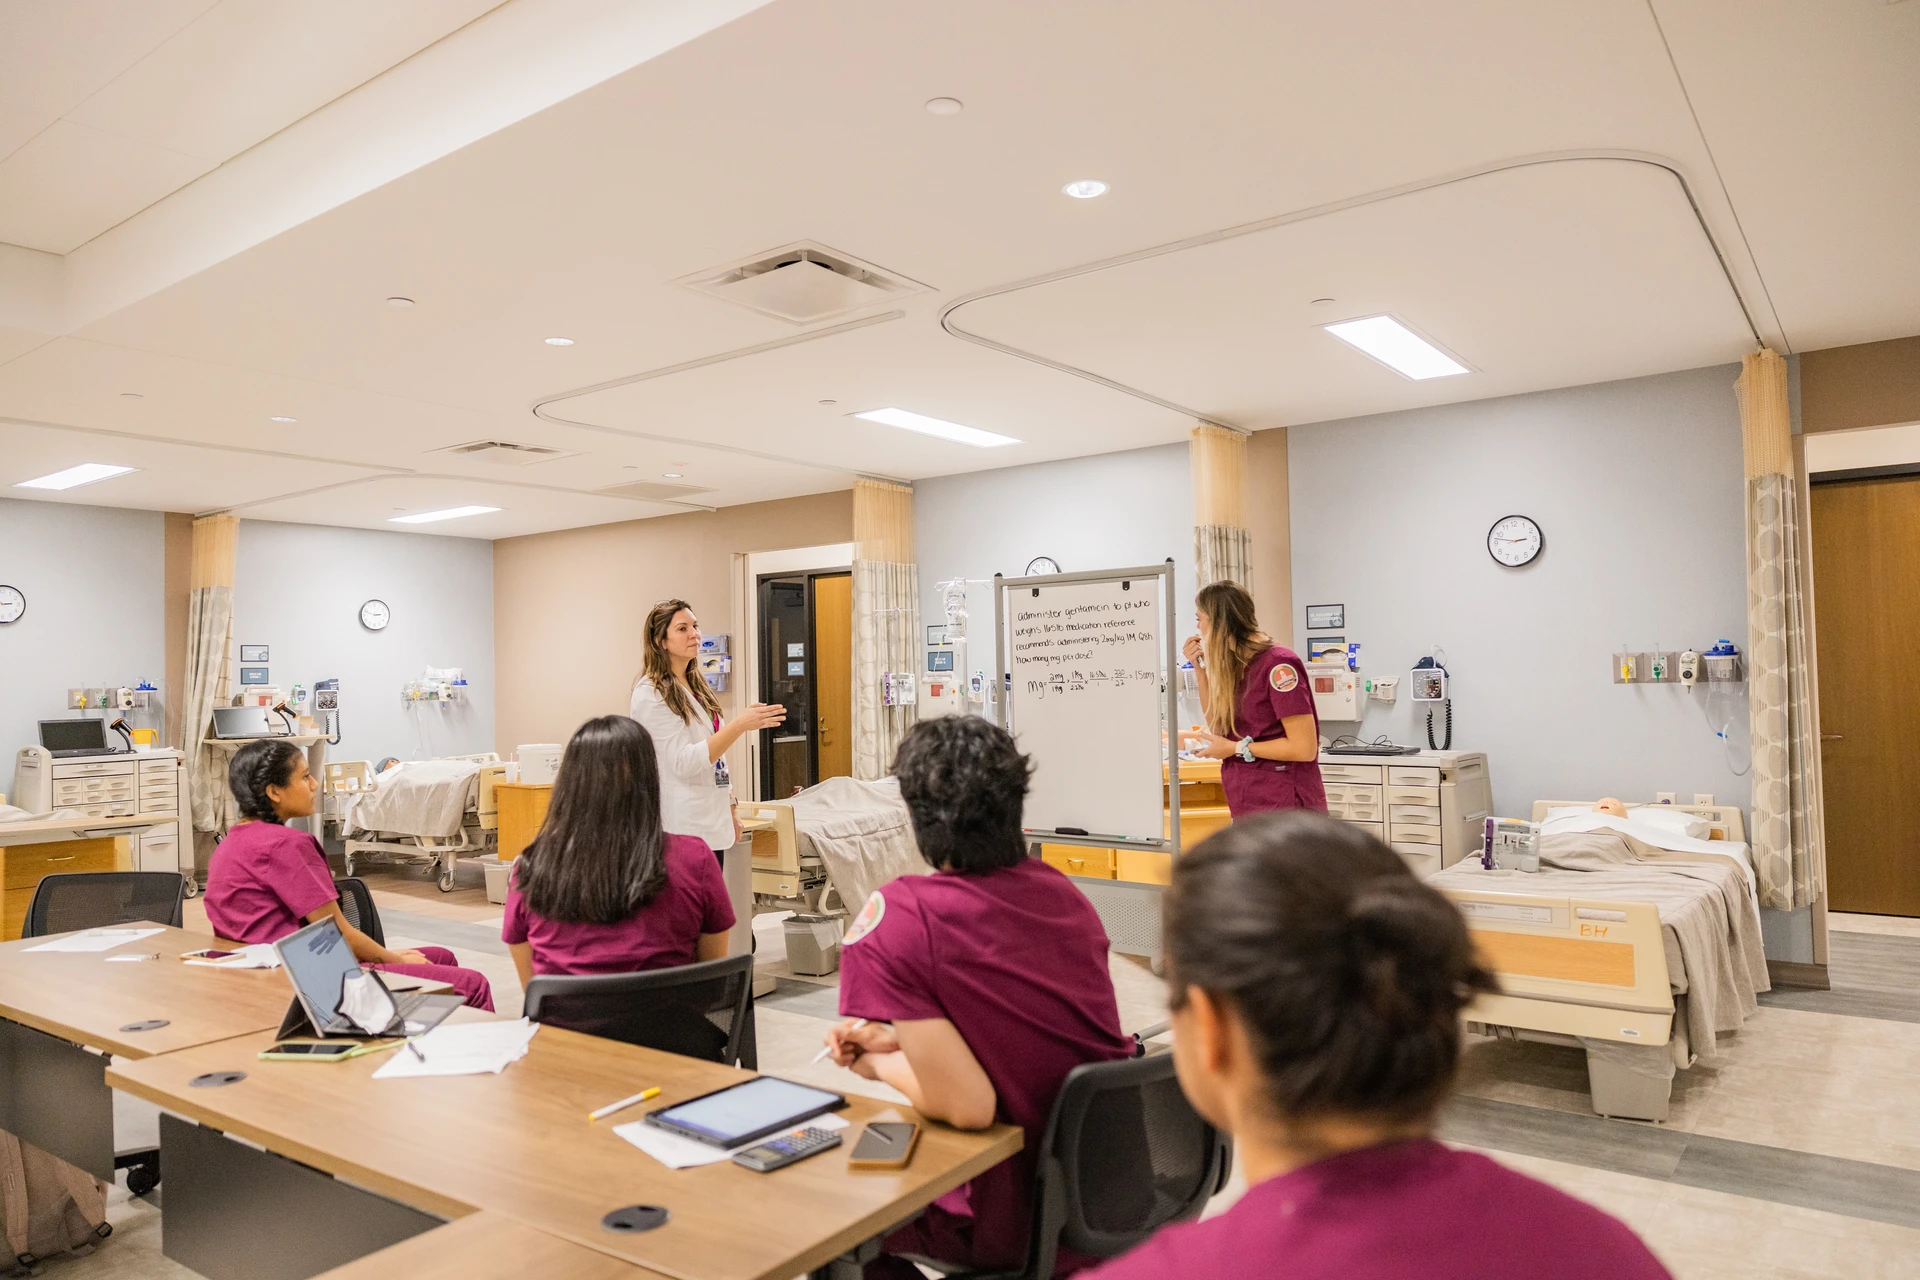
[
  {"xmin": 814, "ymin": 573, "xmax": 853, "ymax": 781},
  {"xmin": 1810, "ymin": 476, "xmax": 1920, "ymax": 916}
]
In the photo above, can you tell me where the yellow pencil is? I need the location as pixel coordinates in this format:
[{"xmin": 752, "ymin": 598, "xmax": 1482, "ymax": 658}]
[{"xmin": 588, "ymin": 1086, "xmax": 661, "ymax": 1122}]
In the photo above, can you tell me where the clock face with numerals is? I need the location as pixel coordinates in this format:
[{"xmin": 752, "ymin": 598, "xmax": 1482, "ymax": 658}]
[
  {"xmin": 359, "ymin": 599, "xmax": 391, "ymax": 631},
  {"xmin": 1487, "ymin": 515, "xmax": 1543, "ymax": 567},
  {"xmin": 1025, "ymin": 556, "xmax": 1062, "ymax": 576},
  {"xmin": 0, "ymin": 585, "xmax": 23, "ymax": 624}
]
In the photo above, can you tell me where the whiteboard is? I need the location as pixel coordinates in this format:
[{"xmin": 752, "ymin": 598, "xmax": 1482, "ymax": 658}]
[{"xmin": 999, "ymin": 566, "xmax": 1175, "ymax": 849}]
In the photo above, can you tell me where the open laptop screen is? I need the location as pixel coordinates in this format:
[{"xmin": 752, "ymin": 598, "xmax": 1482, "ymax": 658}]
[
  {"xmin": 39, "ymin": 719, "xmax": 108, "ymax": 753},
  {"xmin": 211, "ymin": 706, "xmax": 277, "ymax": 739},
  {"xmin": 276, "ymin": 917, "xmax": 365, "ymax": 1034}
]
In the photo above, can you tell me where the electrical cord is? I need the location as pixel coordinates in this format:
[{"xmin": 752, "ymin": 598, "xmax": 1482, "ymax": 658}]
[{"xmin": 1426, "ymin": 700, "xmax": 1452, "ymax": 751}]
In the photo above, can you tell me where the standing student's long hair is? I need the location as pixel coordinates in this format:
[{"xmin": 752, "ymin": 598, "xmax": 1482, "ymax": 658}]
[
  {"xmin": 514, "ymin": 716, "xmax": 669, "ymax": 923},
  {"xmin": 636, "ymin": 598, "xmax": 723, "ymax": 726},
  {"xmin": 1197, "ymin": 581, "xmax": 1270, "ymax": 737}
]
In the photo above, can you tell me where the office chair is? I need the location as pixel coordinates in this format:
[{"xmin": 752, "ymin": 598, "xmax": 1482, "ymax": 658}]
[
  {"xmin": 23, "ymin": 871, "xmax": 185, "ymax": 939},
  {"xmin": 939, "ymin": 1053, "xmax": 1232, "ymax": 1280},
  {"xmin": 23, "ymin": 870, "xmax": 188, "ymax": 1197},
  {"xmin": 522, "ymin": 954, "xmax": 756, "ymax": 1069},
  {"xmin": 332, "ymin": 877, "xmax": 386, "ymax": 947}
]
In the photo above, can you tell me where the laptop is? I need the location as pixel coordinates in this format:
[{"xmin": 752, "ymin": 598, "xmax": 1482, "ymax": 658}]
[
  {"xmin": 39, "ymin": 718, "xmax": 118, "ymax": 759},
  {"xmin": 272, "ymin": 916, "xmax": 462, "ymax": 1040},
  {"xmin": 211, "ymin": 705, "xmax": 284, "ymax": 740}
]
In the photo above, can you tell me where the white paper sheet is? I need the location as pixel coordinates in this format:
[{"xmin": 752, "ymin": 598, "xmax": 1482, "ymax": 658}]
[
  {"xmin": 371, "ymin": 1018, "xmax": 539, "ymax": 1079},
  {"xmin": 24, "ymin": 928, "xmax": 165, "ymax": 953},
  {"xmin": 182, "ymin": 943, "xmax": 283, "ymax": 969},
  {"xmin": 614, "ymin": 1109, "xmax": 849, "ymax": 1169}
]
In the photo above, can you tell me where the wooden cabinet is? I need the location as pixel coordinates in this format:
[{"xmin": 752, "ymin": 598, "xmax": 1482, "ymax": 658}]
[
  {"xmin": 493, "ymin": 783, "xmax": 553, "ymax": 863},
  {"xmin": 0, "ymin": 837, "xmax": 128, "ymax": 941}
]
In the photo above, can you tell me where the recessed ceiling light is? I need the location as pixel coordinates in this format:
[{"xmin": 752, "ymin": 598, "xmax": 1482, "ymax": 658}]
[
  {"xmin": 924, "ymin": 97, "xmax": 963, "ymax": 116},
  {"xmin": 270, "ymin": 415, "xmax": 298, "ymax": 423},
  {"xmin": 15, "ymin": 463, "xmax": 139, "ymax": 491},
  {"xmin": 662, "ymin": 472, "xmax": 684, "ymax": 479},
  {"xmin": 388, "ymin": 505, "xmax": 501, "ymax": 524},
  {"xmin": 818, "ymin": 399, "xmax": 837, "ymax": 406},
  {"xmin": 120, "ymin": 392, "xmax": 143, "ymax": 399},
  {"xmin": 544, "ymin": 336, "xmax": 574, "ymax": 346},
  {"xmin": 1309, "ymin": 297, "xmax": 1336, "ymax": 306},
  {"xmin": 1321, "ymin": 315, "xmax": 1469, "ymax": 381},
  {"xmin": 386, "ymin": 296, "xmax": 415, "ymax": 308},
  {"xmin": 1062, "ymin": 179, "xmax": 1109, "ymax": 199},
  {"xmin": 853, "ymin": 406, "xmax": 1020, "ymax": 448}
]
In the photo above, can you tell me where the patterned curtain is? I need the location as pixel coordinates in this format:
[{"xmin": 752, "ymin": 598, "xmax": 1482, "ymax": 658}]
[
  {"xmin": 1191, "ymin": 423, "xmax": 1251, "ymax": 589},
  {"xmin": 184, "ymin": 515, "xmax": 240, "ymax": 834},
  {"xmin": 1736, "ymin": 351, "xmax": 1826, "ymax": 911},
  {"xmin": 852, "ymin": 478, "xmax": 919, "ymax": 779}
]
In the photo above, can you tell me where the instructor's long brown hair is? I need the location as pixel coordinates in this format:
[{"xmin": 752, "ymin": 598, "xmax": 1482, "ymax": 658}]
[
  {"xmin": 1197, "ymin": 581, "xmax": 1269, "ymax": 737},
  {"xmin": 637, "ymin": 598, "xmax": 723, "ymax": 726}
]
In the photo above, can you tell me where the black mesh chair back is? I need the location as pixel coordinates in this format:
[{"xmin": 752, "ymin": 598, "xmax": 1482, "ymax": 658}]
[
  {"xmin": 24, "ymin": 872, "xmax": 186, "ymax": 939},
  {"xmin": 522, "ymin": 954, "xmax": 755, "ymax": 1068},
  {"xmin": 332, "ymin": 877, "xmax": 385, "ymax": 946}
]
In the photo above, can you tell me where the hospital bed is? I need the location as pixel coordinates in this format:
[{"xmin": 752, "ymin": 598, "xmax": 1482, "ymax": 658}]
[
  {"xmin": 1433, "ymin": 802, "xmax": 1766, "ymax": 1123},
  {"xmin": 739, "ymin": 775, "xmax": 927, "ymax": 923},
  {"xmin": 324, "ymin": 753, "xmax": 505, "ymax": 892}
]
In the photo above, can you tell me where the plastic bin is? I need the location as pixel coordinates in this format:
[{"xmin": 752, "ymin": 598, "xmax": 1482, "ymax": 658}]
[
  {"xmin": 783, "ymin": 913, "xmax": 841, "ymax": 976},
  {"xmin": 477, "ymin": 854, "xmax": 514, "ymax": 905}
]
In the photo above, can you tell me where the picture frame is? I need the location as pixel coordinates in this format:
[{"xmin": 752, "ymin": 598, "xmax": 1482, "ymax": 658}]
[
  {"xmin": 240, "ymin": 645, "xmax": 269, "ymax": 663},
  {"xmin": 926, "ymin": 624, "xmax": 952, "ymax": 647},
  {"xmin": 239, "ymin": 667, "xmax": 270, "ymax": 686},
  {"xmin": 1306, "ymin": 636, "xmax": 1346, "ymax": 662},
  {"xmin": 927, "ymin": 650, "xmax": 955, "ymax": 672},
  {"xmin": 1305, "ymin": 603, "xmax": 1345, "ymax": 630}
]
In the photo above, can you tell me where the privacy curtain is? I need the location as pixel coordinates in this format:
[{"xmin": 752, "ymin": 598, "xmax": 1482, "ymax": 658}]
[
  {"xmin": 1736, "ymin": 350, "xmax": 1826, "ymax": 911},
  {"xmin": 185, "ymin": 514, "xmax": 239, "ymax": 835},
  {"xmin": 852, "ymin": 478, "xmax": 920, "ymax": 779},
  {"xmin": 1192, "ymin": 423, "xmax": 1251, "ymax": 590}
]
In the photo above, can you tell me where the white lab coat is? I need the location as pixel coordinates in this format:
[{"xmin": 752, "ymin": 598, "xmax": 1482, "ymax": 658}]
[{"xmin": 629, "ymin": 677, "xmax": 734, "ymax": 852}]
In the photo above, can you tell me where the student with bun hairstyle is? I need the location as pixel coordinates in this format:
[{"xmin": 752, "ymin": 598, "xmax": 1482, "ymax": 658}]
[
  {"xmin": 1085, "ymin": 812, "xmax": 1671, "ymax": 1280},
  {"xmin": 205, "ymin": 739, "xmax": 494, "ymax": 1010}
]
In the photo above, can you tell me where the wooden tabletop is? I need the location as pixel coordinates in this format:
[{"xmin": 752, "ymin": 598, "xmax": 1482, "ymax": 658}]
[
  {"xmin": 0, "ymin": 925, "xmax": 298, "ymax": 1058},
  {"xmin": 313, "ymin": 1213, "xmax": 664, "ymax": 1280},
  {"xmin": 109, "ymin": 1020, "xmax": 1022, "ymax": 1280},
  {"xmin": 0, "ymin": 812, "xmax": 177, "ymax": 845}
]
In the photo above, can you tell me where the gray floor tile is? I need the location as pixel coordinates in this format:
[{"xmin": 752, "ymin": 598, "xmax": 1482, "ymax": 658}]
[
  {"xmin": 376, "ymin": 908, "xmax": 510, "ymax": 956},
  {"xmin": 1440, "ymin": 1096, "xmax": 1688, "ymax": 1180},
  {"xmin": 755, "ymin": 977, "xmax": 844, "ymax": 1020}
]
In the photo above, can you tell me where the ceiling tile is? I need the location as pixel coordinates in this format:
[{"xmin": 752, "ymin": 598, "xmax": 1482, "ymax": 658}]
[{"xmin": 0, "ymin": 120, "xmax": 213, "ymax": 253}]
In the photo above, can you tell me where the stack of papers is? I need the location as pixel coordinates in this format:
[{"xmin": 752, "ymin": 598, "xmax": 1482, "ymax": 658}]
[
  {"xmin": 183, "ymin": 943, "xmax": 282, "ymax": 969},
  {"xmin": 614, "ymin": 1111, "xmax": 850, "ymax": 1169},
  {"xmin": 25, "ymin": 928, "xmax": 165, "ymax": 953},
  {"xmin": 372, "ymin": 1018, "xmax": 539, "ymax": 1079}
]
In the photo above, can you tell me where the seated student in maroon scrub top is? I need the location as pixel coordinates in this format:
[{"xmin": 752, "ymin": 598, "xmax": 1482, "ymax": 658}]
[
  {"xmin": 205, "ymin": 740, "xmax": 493, "ymax": 1010},
  {"xmin": 1083, "ymin": 813, "xmax": 1673, "ymax": 1280},
  {"xmin": 823, "ymin": 716, "xmax": 1135, "ymax": 1278},
  {"xmin": 502, "ymin": 714, "xmax": 733, "ymax": 988}
]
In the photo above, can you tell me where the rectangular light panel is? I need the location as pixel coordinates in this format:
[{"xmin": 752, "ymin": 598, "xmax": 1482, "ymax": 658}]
[
  {"xmin": 1322, "ymin": 315, "xmax": 1469, "ymax": 380},
  {"xmin": 853, "ymin": 407, "xmax": 1020, "ymax": 448},
  {"xmin": 13, "ymin": 463, "xmax": 139, "ymax": 490},
  {"xmin": 389, "ymin": 505, "xmax": 502, "ymax": 524}
]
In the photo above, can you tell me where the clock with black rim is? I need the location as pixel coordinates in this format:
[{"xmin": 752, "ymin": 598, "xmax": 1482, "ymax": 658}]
[
  {"xmin": 1486, "ymin": 515, "xmax": 1543, "ymax": 568},
  {"xmin": 0, "ymin": 585, "xmax": 23, "ymax": 625},
  {"xmin": 1025, "ymin": 556, "xmax": 1062, "ymax": 576}
]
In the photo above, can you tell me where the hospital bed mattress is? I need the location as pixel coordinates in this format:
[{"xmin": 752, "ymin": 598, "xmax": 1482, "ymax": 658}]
[{"xmin": 783, "ymin": 776, "xmax": 927, "ymax": 910}]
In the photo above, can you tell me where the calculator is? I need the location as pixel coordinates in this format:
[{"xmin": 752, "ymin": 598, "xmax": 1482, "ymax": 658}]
[{"xmin": 731, "ymin": 1126, "xmax": 843, "ymax": 1173}]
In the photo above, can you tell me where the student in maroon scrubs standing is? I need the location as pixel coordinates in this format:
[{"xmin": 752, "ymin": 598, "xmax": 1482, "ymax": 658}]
[
  {"xmin": 824, "ymin": 716, "xmax": 1135, "ymax": 1277},
  {"xmin": 1181, "ymin": 581, "xmax": 1326, "ymax": 817},
  {"xmin": 1084, "ymin": 813, "xmax": 1673, "ymax": 1280}
]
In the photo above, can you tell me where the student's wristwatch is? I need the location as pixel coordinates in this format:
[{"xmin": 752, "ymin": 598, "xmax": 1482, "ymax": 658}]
[{"xmin": 1236, "ymin": 736, "xmax": 1256, "ymax": 763}]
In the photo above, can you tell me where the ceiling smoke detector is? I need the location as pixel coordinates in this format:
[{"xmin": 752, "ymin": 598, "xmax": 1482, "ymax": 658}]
[
  {"xmin": 432, "ymin": 439, "xmax": 577, "ymax": 466},
  {"xmin": 676, "ymin": 241, "xmax": 929, "ymax": 324}
]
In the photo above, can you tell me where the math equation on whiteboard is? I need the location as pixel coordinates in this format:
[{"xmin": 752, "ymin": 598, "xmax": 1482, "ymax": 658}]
[{"xmin": 1025, "ymin": 668, "xmax": 1160, "ymax": 698}]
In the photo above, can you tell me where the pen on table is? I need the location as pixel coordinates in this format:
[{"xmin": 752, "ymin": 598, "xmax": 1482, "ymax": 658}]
[
  {"xmin": 406, "ymin": 1039, "xmax": 427, "ymax": 1064},
  {"xmin": 811, "ymin": 1018, "xmax": 867, "ymax": 1065},
  {"xmin": 588, "ymin": 1086, "xmax": 660, "ymax": 1122}
]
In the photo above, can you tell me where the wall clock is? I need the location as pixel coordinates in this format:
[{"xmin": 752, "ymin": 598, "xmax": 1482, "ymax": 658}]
[
  {"xmin": 1487, "ymin": 515, "xmax": 1543, "ymax": 567},
  {"xmin": 359, "ymin": 599, "xmax": 391, "ymax": 631},
  {"xmin": 0, "ymin": 585, "xmax": 23, "ymax": 624},
  {"xmin": 1025, "ymin": 556, "xmax": 1062, "ymax": 575}
]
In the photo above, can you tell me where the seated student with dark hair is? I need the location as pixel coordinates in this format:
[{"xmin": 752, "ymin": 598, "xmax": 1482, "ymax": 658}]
[
  {"xmin": 824, "ymin": 715, "xmax": 1134, "ymax": 1278},
  {"xmin": 206, "ymin": 739, "xmax": 494, "ymax": 1010},
  {"xmin": 1084, "ymin": 812, "xmax": 1672, "ymax": 1280},
  {"xmin": 502, "ymin": 714, "xmax": 733, "ymax": 987}
]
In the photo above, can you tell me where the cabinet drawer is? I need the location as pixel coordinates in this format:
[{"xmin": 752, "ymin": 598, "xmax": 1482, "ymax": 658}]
[
  {"xmin": 52, "ymin": 801, "xmax": 137, "ymax": 819},
  {"xmin": 1390, "ymin": 804, "xmax": 1441, "ymax": 825},
  {"xmin": 1041, "ymin": 845, "xmax": 1116, "ymax": 879},
  {"xmin": 1385, "ymin": 785, "xmax": 1439, "ymax": 806},
  {"xmin": 136, "ymin": 838, "xmax": 179, "ymax": 874},
  {"xmin": 1174, "ymin": 807, "xmax": 1233, "ymax": 850},
  {"xmin": 4, "ymin": 837, "xmax": 124, "ymax": 888},
  {"xmin": 1387, "ymin": 766, "xmax": 1441, "ymax": 787},
  {"xmin": 1345, "ymin": 804, "xmax": 1382, "ymax": 823},
  {"xmin": 138, "ymin": 757, "xmax": 177, "ymax": 775},
  {"xmin": 55, "ymin": 759, "xmax": 135, "ymax": 778},
  {"xmin": 1323, "ymin": 783, "xmax": 1350, "ymax": 805},
  {"xmin": 1346, "ymin": 785, "xmax": 1381, "ymax": 806},
  {"xmin": 1325, "ymin": 800, "xmax": 1350, "ymax": 819},
  {"xmin": 1320, "ymin": 763, "xmax": 1383, "ymax": 784},
  {"xmin": 138, "ymin": 786, "xmax": 179, "ymax": 806},
  {"xmin": 1394, "ymin": 846, "xmax": 1442, "ymax": 879},
  {"xmin": 1345, "ymin": 820, "xmax": 1385, "ymax": 843},
  {"xmin": 1390, "ymin": 824, "xmax": 1440, "ymax": 845},
  {"xmin": 1114, "ymin": 849, "xmax": 1172, "ymax": 886}
]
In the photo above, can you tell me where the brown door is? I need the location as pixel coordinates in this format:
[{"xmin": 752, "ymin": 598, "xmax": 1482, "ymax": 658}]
[
  {"xmin": 815, "ymin": 573, "xmax": 854, "ymax": 781},
  {"xmin": 1810, "ymin": 475, "xmax": 1920, "ymax": 916}
]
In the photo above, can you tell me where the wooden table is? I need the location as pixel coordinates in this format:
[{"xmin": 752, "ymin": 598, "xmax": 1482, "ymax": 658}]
[
  {"xmin": 0, "ymin": 811, "xmax": 175, "ymax": 940},
  {"xmin": 110, "ymin": 1018, "xmax": 1022, "ymax": 1280},
  {"xmin": 314, "ymin": 1213, "xmax": 663, "ymax": 1280}
]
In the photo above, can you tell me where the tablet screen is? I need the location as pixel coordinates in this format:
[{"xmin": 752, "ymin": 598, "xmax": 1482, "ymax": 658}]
[{"xmin": 649, "ymin": 1077, "xmax": 844, "ymax": 1146}]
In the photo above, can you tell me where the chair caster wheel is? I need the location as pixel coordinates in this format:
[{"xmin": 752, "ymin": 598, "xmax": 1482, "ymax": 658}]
[{"xmin": 126, "ymin": 1166, "xmax": 158, "ymax": 1196}]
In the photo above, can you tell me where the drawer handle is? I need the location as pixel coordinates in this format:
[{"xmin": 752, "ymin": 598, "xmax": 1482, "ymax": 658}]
[{"xmin": 47, "ymin": 855, "xmax": 75, "ymax": 862}]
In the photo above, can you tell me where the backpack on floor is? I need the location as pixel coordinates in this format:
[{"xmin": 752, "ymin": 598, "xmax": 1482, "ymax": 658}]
[{"xmin": 0, "ymin": 1130, "xmax": 110, "ymax": 1273}]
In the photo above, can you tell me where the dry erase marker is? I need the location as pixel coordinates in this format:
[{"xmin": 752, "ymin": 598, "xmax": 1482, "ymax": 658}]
[
  {"xmin": 589, "ymin": 1086, "xmax": 660, "ymax": 1122},
  {"xmin": 811, "ymin": 1018, "xmax": 867, "ymax": 1065}
]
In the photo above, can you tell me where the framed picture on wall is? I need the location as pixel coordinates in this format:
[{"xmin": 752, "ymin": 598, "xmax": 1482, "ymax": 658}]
[
  {"xmin": 1305, "ymin": 603, "xmax": 1345, "ymax": 630},
  {"xmin": 240, "ymin": 645, "xmax": 269, "ymax": 663},
  {"xmin": 239, "ymin": 667, "xmax": 270, "ymax": 685}
]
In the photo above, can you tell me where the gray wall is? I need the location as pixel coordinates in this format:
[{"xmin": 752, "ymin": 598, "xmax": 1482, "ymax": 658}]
[
  {"xmin": 0, "ymin": 499, "xmax": 168, "ymax": 789},
  {"xmin": 233, "ymin": 521, "xmax": 494, "ymax": 766},
  {"xmin": 914, "ymin": 443, "xmax": 1196, "ymax": 661},
  {"xmin": 1289, "ymin": 365, "xmax": 1752, "ymax": 816}
]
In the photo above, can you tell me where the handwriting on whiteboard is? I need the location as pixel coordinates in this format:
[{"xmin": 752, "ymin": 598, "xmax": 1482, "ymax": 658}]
[
  {"xmin": 1025, "ymin": 669, "xmax": 1161, "ymax": 698},
  {"xmin": 1011, "ymin": 598, "xmax": 1158, "ymax": 670}
]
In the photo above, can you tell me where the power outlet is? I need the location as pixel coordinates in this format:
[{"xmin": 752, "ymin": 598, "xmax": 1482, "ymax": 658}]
[
  {"xmin": 1656, "ymin": 792, "xmax": 1677, "ymax": 804},
  {"xmin": 1693, "ymin": 793, "xmax": 1714, "ymax": 806}
]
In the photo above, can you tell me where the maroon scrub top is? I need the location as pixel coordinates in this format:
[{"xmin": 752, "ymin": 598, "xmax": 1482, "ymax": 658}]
[
  {"xmin": 837, "ymin": 859, "xmax": 1134, "ymax": 1271},
  {"xmin": 205, "ymin": 820, "xmax": 338, "ymax": 943},
  {"xmin": 1084, "ymin": 1139, "xmax": 1671, "ymax": 1280},
  {"xmin": 501, "ymin": 834, "xmax": 733, "ymax": 975},
  {"xmin": 1219, "ymin": 644, "xmax": 1327, "ymax": 817}
]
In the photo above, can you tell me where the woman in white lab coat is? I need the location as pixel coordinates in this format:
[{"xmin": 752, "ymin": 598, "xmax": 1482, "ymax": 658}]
[{"xmin": 629, "ymin": 598, "xmax": 785, "ymax": 959}]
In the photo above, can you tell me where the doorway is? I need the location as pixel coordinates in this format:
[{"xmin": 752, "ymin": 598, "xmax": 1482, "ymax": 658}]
[
  {"xmin": 1810, "ymin": 474, "xmax": 1920, "ymax": 916},
  {"xmin": 756, "ymin": 571, "xmax": 853, "ymax": 799}
]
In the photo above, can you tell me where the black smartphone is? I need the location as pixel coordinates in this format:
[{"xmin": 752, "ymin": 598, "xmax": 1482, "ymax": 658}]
[
  {"xmin": 257, "ymin": 1041, "xmax": 362, "ymax": 1061},
  {"xmin": 847, "ymin": 1121, "xmax": 920, "ymax": 1170}
]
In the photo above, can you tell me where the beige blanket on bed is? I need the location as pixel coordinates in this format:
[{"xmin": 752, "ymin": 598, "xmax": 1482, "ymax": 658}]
[
  {"xmin": 787, "ymin": 776, "xmax": 928, "ymax": 909},
  {"xmin": 1432, "ymin": 829, "xmax": 1769, "ymax": 1062}
]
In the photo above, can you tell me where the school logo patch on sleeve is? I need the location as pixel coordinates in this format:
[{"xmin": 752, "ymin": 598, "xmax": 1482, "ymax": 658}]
[
  {"xmin": 1270, "ymin": 663, "xmax": 1300, "ymax": 693},
  {"xmin": 841, "ymin": 890, "xmax": 887, "ymax": 945}
]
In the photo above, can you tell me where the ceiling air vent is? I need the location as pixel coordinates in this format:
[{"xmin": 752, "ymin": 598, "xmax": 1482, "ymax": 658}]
[
  {"xmin": 676, "ymin": 240, "xmax": 929, "ymax": 324},
  {"xmin": 597, "ymin": 480, "xmax": 716, "ymax": 504},
  {"xmin": 433, "ymin": 440, "xmax": 576, "ymax": 466}
]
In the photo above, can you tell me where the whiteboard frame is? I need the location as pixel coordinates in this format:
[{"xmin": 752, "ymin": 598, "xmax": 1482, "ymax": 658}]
[{"xmin": 994, "ymin": 560, "xmax": 1180, "ymax": 854}]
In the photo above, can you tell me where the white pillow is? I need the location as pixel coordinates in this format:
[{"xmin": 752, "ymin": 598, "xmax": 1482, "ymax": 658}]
[
  {"xmin": 1544, "ymin": 805, "xmax": 1594, "ymax": 824},
  {"xmin": 1627, "ymin": 806, "xmax": 1711, "ymax": 839}
]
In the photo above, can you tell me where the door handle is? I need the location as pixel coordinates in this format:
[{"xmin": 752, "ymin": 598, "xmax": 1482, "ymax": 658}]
[{"xmin": 1820, "ymin": 734, "xmax": 1843, "ymax": 741}]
